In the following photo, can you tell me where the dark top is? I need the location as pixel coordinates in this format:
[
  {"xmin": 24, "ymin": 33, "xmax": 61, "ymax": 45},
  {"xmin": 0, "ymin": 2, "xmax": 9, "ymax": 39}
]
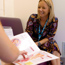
[{"xmin": 26, "ymin": 14, "xmax": 61, "ymax": 54}]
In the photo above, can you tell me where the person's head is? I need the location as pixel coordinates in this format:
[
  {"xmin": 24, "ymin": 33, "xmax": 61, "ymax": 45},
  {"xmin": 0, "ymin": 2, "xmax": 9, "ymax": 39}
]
[{"xmin": 37, "ymin": 0, "xmax": 55, "ymax": 22}]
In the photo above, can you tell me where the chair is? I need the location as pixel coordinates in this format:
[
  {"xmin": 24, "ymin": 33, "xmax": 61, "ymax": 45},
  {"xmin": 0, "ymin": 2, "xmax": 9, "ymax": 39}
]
[{"xmin": 0, "ymin": 17, "xmax": 23, "ymax": 35}]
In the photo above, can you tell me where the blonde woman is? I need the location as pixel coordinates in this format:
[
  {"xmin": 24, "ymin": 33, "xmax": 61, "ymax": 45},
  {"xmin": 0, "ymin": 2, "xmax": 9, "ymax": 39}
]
[{"xmin": 26, "ymin": 0, "xmax": 61, "ymax": 65}]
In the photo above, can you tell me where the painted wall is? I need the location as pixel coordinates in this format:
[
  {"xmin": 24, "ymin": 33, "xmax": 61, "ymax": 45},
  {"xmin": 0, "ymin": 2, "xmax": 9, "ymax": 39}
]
[
  {"xmin": 5, "ymin": 0, "xmax": 14, "ymax": 17},
  {"xmin": 53, "ymin": 0, "xmax": 65, "ymax": 55},
  {"xmin": 14, "ymin": 0, "xmax": 39, "ymax": 31},
  {"xmin": 0, "ymin": 0, "xmax": 3, "ymax": 16},
  {"xmin": 0, "ymin": 0, "xmax": 14, "ymax": 17}
]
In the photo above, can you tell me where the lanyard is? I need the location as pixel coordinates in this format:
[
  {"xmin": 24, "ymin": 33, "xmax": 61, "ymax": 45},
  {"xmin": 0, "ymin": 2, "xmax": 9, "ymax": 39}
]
[{"xmin": 38, "ymin": 19, "xmax": 48, "ymax": 41}]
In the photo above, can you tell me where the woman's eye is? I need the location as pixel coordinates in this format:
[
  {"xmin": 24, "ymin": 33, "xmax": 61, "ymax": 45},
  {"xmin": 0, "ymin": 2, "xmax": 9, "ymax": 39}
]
[
  {"xmin": 38, "ymin": 6, "xmax": 46, "ymax": 9},
  {"xmin": 38, "ymin": 7, "xmax": 40, "ymax": 8},
  {"xmin": 43, "ymin": 7, "xmax": 46, "ymax": 9}
]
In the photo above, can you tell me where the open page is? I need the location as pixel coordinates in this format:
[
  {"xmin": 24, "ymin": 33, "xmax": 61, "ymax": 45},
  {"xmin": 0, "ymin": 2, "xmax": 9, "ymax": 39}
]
[
  {"xmin": 10, "ymin": 32, "xmax": 59, "ymax": 65},
  {"xmin": 10, "ymin": 32, "xmax": 40, "ymax": 55},
  {"xmin": 3, "ymin": 26, "xmax": 14, "ymax": 39}
]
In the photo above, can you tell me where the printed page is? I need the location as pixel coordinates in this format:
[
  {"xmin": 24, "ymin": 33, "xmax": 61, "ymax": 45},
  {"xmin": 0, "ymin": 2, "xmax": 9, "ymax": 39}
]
[
  {"xmin": 10, "ymin": 32, "xmax": 59, "ymax": 65},
  {"xmin": 13, "ymin": 50, "xmax": 59, "ymax": 65},
  {"xmin": 3, "ymin": 26, "xmax": 14, "ymax": 39},
  {"xmin": 10, "ymin": 32, "xmax": 40, "ymax": 55},
  {"xmin": 24, "ymin": 50, "xmax": 59, "ymax": 65}
]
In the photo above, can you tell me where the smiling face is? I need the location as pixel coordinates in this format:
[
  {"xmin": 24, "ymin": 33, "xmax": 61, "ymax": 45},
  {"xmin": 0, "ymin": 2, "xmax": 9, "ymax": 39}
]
[{"xmin": 38, "ymin": 1, "xmax": 50, "ymax": 18}]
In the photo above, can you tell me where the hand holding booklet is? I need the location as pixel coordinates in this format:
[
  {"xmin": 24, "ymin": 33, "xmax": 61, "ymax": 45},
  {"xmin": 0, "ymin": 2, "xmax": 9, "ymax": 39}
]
[{"xmin": 10, "ymin": 32, "xmax": 59, "ymax": 65}]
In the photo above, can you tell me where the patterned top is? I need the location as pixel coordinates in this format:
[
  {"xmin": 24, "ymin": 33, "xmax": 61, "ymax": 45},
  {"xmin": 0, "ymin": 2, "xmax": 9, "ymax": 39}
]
[
  {"xmin": 26, "ymin": 14, "xmax": 61, "ymax": 65},
  {"xmin": 26, "ymin": 14, "xmax": 61, "ymax": 55},
  {"xmin": 26, "ymin": 14, "xmax": 58, "ymax": 42}
]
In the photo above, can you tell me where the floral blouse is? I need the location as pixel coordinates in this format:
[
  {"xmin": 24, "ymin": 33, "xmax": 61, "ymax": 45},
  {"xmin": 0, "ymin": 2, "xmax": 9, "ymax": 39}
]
[{"xmin": 26, "ymin": 14, "xmax": 58, "ymax": 42}]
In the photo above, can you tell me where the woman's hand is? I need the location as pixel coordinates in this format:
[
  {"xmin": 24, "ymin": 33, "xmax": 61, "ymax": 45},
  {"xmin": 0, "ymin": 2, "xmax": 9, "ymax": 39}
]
[
  {"xmin": 20, "ymin": 50, "xmax": 27, "ymax": 59},
  {"xmin": 35, "ymin": 42, "xmax": 38, "ymax": 46}
]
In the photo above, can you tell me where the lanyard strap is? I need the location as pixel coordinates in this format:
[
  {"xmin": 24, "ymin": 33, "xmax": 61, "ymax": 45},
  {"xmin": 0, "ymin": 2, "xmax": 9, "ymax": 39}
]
[{"xmin": 38, "ymin": 19, "xmax": 48, "ymax": 41}]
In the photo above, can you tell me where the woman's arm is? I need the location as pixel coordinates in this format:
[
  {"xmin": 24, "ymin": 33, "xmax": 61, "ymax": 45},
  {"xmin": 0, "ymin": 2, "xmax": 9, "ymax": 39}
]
[
  {"xmin": 26, "ymin": 14, "xmax": 38, "ymax": 41},
  {"xmin": 36, "ymin": 38, "xmax": 48, "ymax": 46},
  {"xmin": 36, "ymin": 18, "xmax": 58, "ymax": 46}
]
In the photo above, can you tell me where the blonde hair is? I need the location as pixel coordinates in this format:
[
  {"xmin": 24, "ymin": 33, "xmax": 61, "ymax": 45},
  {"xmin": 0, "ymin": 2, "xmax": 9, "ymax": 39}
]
[{"xmin": 37, "ymin": 0, "xmax": 55, "ymax": 22}]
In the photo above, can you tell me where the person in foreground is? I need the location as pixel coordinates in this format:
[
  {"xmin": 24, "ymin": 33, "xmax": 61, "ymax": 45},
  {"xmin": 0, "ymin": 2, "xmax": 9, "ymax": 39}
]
[
  {"xmin": 26, "ymin": 0, "xmax": 61, "ymax": 65},
  {"xmin": 0, "ymin": 22, "xmax": 27, "ymax": 63}
]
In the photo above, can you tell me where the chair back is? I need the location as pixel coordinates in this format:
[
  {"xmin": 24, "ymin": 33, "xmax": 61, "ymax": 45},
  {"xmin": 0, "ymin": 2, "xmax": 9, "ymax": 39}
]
[{"xmin": 0, "ymin": 17, "xmax": 23, "ymax": 35}]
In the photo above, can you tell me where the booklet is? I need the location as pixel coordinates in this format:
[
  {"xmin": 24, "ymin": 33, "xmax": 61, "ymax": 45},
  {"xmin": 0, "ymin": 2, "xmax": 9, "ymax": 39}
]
[{"xmin": 10, "ymin": 32, "xmax": 59, "ymax": 65}]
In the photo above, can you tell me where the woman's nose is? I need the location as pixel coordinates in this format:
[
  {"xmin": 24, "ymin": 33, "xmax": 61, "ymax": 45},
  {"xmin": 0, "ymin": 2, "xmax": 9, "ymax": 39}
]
[{"xmin": 39, "ymin": 8, "xmax": 43, "ymax": 11}]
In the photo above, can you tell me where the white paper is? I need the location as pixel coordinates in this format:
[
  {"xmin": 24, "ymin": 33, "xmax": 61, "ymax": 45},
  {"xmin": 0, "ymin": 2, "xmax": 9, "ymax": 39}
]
[
  {"xmin": 3, "ymin": 26, "xmax": 14, "ymax": 39},
  {"xmin": 10, "ymin": 32, "xmax": 59, "ymax": 65}
]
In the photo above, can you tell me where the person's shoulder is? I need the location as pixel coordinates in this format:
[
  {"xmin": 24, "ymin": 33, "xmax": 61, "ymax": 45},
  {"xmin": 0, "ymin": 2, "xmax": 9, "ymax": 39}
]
[
  {"xmin": 53, "ymin": 17, "xmax": 58, "ymax": 22},
  {"xmin": 55, "ymin": 17, "xmax": 58, "ymax": 21},
  {"xmin": 29, "ymin": 14, "xmax": 38, "ymax": 19}
]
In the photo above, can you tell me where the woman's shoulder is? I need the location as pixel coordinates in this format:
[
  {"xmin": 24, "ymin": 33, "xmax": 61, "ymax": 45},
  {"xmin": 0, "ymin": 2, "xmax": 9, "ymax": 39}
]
[
  {"xmin": 29, "ymin": 14, "xmax": 38, "ymax": 19},
  {"xmin": 53, "ymin": 17, "xmax": 58, "ymax": 22},
  {"xmin": 49, "ymin": 17, "xmax": 58, "ymax": 25}
]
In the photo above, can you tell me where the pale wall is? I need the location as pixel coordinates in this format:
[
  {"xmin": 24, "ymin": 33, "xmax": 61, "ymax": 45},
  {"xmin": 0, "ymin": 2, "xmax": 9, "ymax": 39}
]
[
  {"xmin": 14, "ymin": 0, "xmax": 39, "ymax": 31},
  {"xmin": 53, "ymin": 0, "xmax": 65, "ymax": 55},
  {"xmin": 0, "ymin": 0, "xmax": 14, "ymax": 17},
  {"xmin": 4, "ymin": 0, "xmax": 14, "ymax": 17},
  {"xmin": 0, "ymin": 0, "xmax": 3, "ymax": 16}
]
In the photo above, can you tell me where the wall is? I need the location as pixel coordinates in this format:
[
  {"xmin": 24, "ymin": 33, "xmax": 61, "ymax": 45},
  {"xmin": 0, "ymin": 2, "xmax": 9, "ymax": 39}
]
[
  {"xmin": 14, "ymin": 0, "xmax": 39, "ymax": 31},
  {"xmin": 53, "ymin": 0, "xmax": 65, "ymax": 55},
  {"xmin": 4, "ymin": 0, "xmax": 14, "ymax": 17},
  {"xmin": 0, "ymin": 0, "xmax": 14, "ymax": 17},
  {"xmin": 0, "ymin": 0, "xmax": 3, "ymax": 16}
]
